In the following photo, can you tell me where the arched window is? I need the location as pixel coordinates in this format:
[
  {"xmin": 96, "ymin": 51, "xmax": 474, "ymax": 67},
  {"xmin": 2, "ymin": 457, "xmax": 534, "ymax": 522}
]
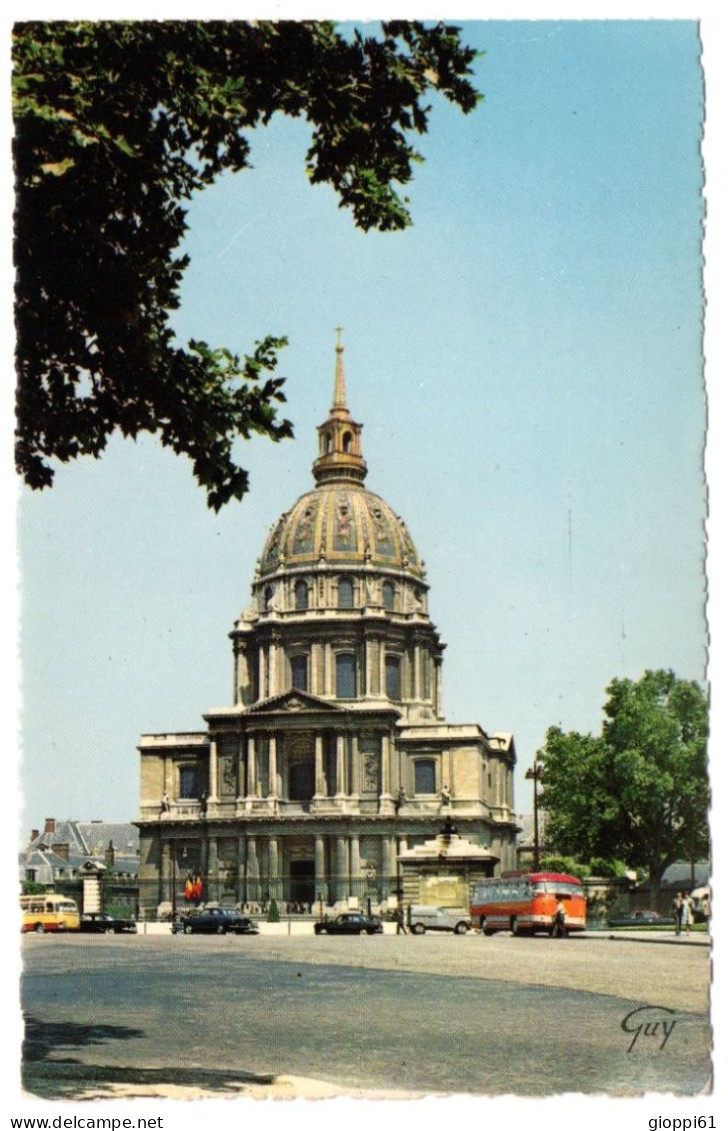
[
  {"xmin": 263, "ymin": 585, "xmax": 274, "ymax": 610},
  {"xmin": 382, "ymin": 581, "xmax": 395, "ymax": 610},
  {"xmin": 325, "ymin": 432, "xmax": 333, "ymax": 453},
  {"xmin": 385, "ymin": 654, "xmax": 402, "ymax": 701},
  {"xmin": 336, "ymin": 653, "xmax": 357, "ymax": 698},
  {"xmin": 294, "ymin": 580, "xmax": 309, "ymax": 610},
  {"xmin": 290, "ymin": 655, "xmax": 308, "ymax": 692},
  {"xmin": 338, "ymin": 577, "xmax": 354, "ymax": 609},
  {"xmin": 414, "ymin": 760, "xmax": 436, "ymax": 795},
  {"xmin": 342, "ymin": 431, "xmax": 352, "ymax": 453}
]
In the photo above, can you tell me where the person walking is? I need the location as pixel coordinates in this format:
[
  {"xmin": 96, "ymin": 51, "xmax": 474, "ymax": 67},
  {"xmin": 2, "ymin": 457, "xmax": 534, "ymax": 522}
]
[
  {"xmin": 552, "ymin": 898, "xmax": 567, "ymax": 938},
  {"xmin": 672, "ymin": 892, "xmax": 683, "ymax": 935},
  {"xmin": 680, "ymin": 893, "xmax": 694, "ymax": 936}
]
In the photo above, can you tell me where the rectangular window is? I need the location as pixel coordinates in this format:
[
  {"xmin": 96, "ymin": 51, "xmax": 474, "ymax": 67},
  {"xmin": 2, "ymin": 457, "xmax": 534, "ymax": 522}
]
[
  {"xmin": 385, "ymin": 654, "xmax": 401, "ymax": 700},
  {"xmin": 414, "ymin": 759, "xmax": 436, "ymax": 795},
  {"xmin": 336, "ymin": 653, "xmax": 357, "ymax": 698},
  {"xmin": 179, "ymin": 765, "xmax": 199, "ymax": 799},
  {"xmin": 290, "ymin": 655, "xmax": 308, "ymax": 692}
]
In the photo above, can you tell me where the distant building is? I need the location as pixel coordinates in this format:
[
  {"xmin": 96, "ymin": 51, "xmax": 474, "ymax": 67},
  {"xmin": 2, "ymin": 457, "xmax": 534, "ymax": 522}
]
[
  {"xmin": 136, "ymin": 339, "xmax": 519, "ymax": 917},
  {"xmin": 19, "ymin": 817, "xmax": 139, "ymax": 887},
  {"xmin": 515, "ymin": 811, "xmax": 546, "ymax": 869}
]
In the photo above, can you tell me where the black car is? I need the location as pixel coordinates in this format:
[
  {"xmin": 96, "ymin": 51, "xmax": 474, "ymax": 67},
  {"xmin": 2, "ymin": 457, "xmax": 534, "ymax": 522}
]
[
  {"xmin": 314, "ymin": 913, "xmax": 383, "ymax": 936},
  {"xmin": 175, "ymin": 908, "xmax": 260, "ymax": 935},
  {"xmin": 80, "ymin": 912, "xmax": 138, "ymax": 934}
]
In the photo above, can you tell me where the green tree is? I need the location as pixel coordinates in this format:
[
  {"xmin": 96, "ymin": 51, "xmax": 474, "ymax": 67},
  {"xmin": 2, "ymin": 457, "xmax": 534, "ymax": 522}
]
[
  {"xmin": 538, "ymin": 670, "xmax": 709, "ymax": 908},
  {"xmin": 13, "ymin": 20, "xmax": 480, "ymax": 508}
]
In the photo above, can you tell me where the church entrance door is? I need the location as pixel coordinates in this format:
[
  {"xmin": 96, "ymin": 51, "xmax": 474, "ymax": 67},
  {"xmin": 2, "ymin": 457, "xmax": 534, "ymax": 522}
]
[{"xmin": 289, "ymin": 860, "xmax": 315, "ymax": 907}]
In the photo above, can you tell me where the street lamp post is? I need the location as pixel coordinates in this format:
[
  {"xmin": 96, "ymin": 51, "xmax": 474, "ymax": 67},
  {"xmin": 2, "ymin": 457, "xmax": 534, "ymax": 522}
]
[{"xmin": 525, "ymin": 760, "xmax": 544, "ymax": 870}]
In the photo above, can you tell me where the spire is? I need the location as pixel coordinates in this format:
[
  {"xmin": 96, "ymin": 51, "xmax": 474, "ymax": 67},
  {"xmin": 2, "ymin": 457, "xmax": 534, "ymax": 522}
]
[
  {"xmin": 312, "ymin": 331, "xmax": 367, "ymax": 487},
  {"xmin": 333, "ymin": 326, "xmax": 347, "ymax": 412}
]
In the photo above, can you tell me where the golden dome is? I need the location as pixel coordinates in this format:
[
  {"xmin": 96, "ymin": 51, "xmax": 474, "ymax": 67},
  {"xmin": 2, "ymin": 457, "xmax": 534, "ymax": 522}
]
[{"xmin": 258, "ymin": 483, "xmax": 424, "ymax": 578}]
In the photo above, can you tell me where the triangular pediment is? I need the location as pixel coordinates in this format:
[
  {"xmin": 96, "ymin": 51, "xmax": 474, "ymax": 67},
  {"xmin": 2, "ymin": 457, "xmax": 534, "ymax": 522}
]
[{"xmin": 245, "ymin": 689, "xmax": 345, "ymax": 715}]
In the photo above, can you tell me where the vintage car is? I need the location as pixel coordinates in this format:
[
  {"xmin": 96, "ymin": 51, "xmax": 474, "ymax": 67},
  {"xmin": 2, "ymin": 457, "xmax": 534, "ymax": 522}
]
[
  {"xmin": 314, "ymin": 913, "xmax": 383, "ymax": 936},
  {"xmin": 174, "ymin": 907, "xmax": 260, "ymax": 935},
  {"xmin": 79, "ymin": 912, "xmax": 138, "ymax": 934},
  {"xmin": 606, "ymin": 909, "xmax": 673, "ymax": 928},
  {"xmin": 408, "ymin": 906, "xmax": 471, "ymax": 935}
]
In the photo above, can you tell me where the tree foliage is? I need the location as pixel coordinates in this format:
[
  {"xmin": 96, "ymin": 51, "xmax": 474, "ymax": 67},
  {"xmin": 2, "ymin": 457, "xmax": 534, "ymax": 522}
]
[
  {"xmin": 13, "ymin": 20, "xmax": 481, "ymax": 508},
  {"xmin": 538, "ymin": 670, "xmax": 709, "ymax": 905}
]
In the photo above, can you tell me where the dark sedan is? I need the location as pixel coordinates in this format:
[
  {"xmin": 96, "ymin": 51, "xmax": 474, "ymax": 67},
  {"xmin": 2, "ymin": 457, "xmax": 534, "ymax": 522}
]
[
  {"xmin": 175, "ymin": 908, "xmax": 259, "ymax": 935},
  {"xmin": 314, "ymin": 913, "xmax": 383, "ymax": 936},
  {"xmin": 80, "ymin": 912, "xmax": 138, "ymax": 934}
]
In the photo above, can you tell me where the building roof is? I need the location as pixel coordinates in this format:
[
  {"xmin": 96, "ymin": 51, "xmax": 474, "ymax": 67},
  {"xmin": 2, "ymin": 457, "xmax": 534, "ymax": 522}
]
[{"xmin": 19, "ymin": 818, "xmax": 139, "ymax": 882}]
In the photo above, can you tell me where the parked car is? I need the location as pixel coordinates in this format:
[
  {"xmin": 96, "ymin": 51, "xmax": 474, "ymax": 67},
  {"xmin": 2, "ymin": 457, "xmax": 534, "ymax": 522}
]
[
  {"xmin": 408, "ymin": 906, "xmax": 471, "ymax": 935},
  {"xmin": 314, "ymin": 913, "xmax": 383, "ymax": 936},
  {"xmin": 79, "ymin": 912, "xmax": 137, "ymax": 935},
  {"xmin": 174, "ymin": 908, "xmax": 259, "ymax": 935},
  {"xmin": 606, "ymin": 909, "xmax": 673, "ymax": 928}
]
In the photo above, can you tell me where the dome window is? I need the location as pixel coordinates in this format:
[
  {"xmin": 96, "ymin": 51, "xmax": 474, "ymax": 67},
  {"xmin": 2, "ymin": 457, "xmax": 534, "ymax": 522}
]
[
  {"xmin": 290, "ymin": 655, "xmax": 308, "ymax": 693},
  {"xmin": 385, "ymin": 654, "xmax": 402, "ymax": 701},
  {"xmin": 382, "ymin": 581, "xmax": 395, "ymax": 611},
  {"xmin": 338, "ymin": 577, "xmax": 354, "ymax": 609},
  {"xmin": 336, "ymin": 653, "xmax": 357, "ymax": 699},
  {"xmin": 294, "ymin": 580, "xmax": 309, "ymax": 611},
  {"xmin": 263, "ymin": 585, "xmax": 274, "ymax": 610}
]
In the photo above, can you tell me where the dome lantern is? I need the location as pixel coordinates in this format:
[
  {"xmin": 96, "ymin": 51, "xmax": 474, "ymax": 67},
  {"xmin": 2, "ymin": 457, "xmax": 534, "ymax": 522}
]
[{"xmin": 312, "ymin": 330, "xmax": 367, "ymax": 487}]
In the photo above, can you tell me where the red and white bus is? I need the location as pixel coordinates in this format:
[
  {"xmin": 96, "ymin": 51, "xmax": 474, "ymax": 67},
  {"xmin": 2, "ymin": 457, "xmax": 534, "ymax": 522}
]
[{"xmin": 471, "ymin": 872, "xmax": 587, "ymax": 936}]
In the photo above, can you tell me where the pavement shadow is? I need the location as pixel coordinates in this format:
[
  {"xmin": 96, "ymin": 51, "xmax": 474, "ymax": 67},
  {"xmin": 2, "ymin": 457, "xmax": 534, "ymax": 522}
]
[
  {"xmin": 22, "ymin": 1015, "xmax": 276, "ymax": 1101},
  {"xmin": 23, "ymin": 1015, "xmax": 145, "ymax": 1064}
]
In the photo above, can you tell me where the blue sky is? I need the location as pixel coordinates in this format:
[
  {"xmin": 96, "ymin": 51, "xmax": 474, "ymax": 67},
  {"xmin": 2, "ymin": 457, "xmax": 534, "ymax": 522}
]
[{"xmin": 16, "ymin": 19, "xmax": 709, "ymax": 832}]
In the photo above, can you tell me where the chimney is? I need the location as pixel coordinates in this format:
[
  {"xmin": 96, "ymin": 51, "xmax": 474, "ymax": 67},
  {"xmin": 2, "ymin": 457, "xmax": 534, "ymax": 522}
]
[
  {"xmin": 44, "ymin": 818, "xmax": 56, "ymax": 835},
  {"xmin": 30, "ymin": 829, "xmax": 39, "ymax": 844}
]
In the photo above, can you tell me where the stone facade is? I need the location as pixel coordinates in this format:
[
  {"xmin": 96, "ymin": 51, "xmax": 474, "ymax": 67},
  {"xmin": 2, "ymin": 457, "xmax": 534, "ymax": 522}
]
[{"xmin": 136, "ymin": 339, "xmax": 518, "ymax": 917}]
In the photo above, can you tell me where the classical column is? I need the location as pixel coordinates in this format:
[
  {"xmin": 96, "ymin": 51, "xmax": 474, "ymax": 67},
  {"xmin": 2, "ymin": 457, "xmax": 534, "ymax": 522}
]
[
  {"xmin": 350, "ymin": 733, "xmax": 361, "ymax": 797},
  {"xmin": 314, "ymin": 734, "xmax": 325, "ymax": 796},
  {"xmin": 435, "ymin": 656, "xmax": 444, "ymax": 717},
  {"xmin": 236, "ymin": 834, "xmax": 247, "ymax": 904},
  {"xmin": 381, "ymin": 835, "xmax": 395, "ymax": 896},
  {"xmin": 209, "ymin": 736, "xmax": 219, "ymax": 802},
  {"xmin": 334, "ymin": 835, "xmax": 349, "ymax": 902},
  {"xmin": 381, "ymin": 732, "xmax": 391, "ymax": 797},
  {"xmin": 207, "ymin": 836, "xmax": 219, "ymax": 902},
  {"xmin": 246, "ymin": 736, "xmax": 257, "ymax": 799},
  {"xmin": 268, "ymin": 836, "xmax": 281, "ymax": 901},
  {"xmin": 237, "ymin": 735, "xmax": 246, "ymax": 803},
  {"xmin": 314, "ymin": 834, "xmax": 327, "ymax": 905},
  {"xmin": 413, "ymin": 643, "xmax": 421, "ymax": 700},
  {"xmin": 363, "ymin": 637, "xmax": 373, "ymax": 697},
  {"xmin": 350, "ymin": 834, "xmax": 361, "ymax": 901},
  {"xmin": 246, "ymin": 836, "xmax": 259, "ymax": 902},
  {"xmin": 335, "ymin": 733, "xmax": 346, "ymax": 797},
  {"xmin": 268, "ymin": 735, "xmax": 278, "ymax": 798},
  {"xmin": 270, "ymin": 633, "xmax": 281, "ymax": 696},
  {"xmin": 161, "ymin": 839, "xmax": 172, "ymax": 905}
]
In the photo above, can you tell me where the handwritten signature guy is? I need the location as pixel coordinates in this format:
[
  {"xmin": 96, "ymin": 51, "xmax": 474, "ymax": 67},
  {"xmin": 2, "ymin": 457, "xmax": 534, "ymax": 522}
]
[{"xmin": 621, "ymin": 1005, "xmax": 678, "ymax": 1052}]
